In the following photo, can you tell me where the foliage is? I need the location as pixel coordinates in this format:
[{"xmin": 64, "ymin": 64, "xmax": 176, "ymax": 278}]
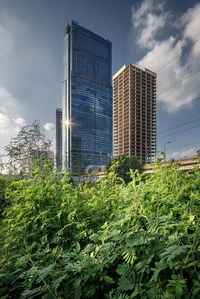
[
  {"xmin": 4, "ymin": 121, "xmax": 52, "ymax": 174},
  {"xmin": 0, "ymin": 163, "xmax": 200, "ymax": 298},
  {"xmin": 0, "ymin": 155, "xmax": 4, "ymax": 173},
  {"xmin": 107, "ymin": 155, "xmax": 143, "ymax": 183},
  {"xmin": 0, "ymin": 175, "xmax": 18, "ymax": 218},
  {"xmin": 0, "ymin": 176, "xmax": 7, "ymax": 218}
]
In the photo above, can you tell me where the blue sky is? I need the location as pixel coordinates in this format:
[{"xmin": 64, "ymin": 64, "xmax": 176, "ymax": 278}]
[{"xmin": 0, "ymin": 0, "xmax": 200, "ymax": 161}]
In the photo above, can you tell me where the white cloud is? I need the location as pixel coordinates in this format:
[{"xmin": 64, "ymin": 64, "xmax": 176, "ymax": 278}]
[
  {"xmin": 132, "ymin": 1, "xmax": 200, "ymax": 112},
  {"xmin": 132, "ymin": 0, "xmax": 168, "ymax": 49},
  {"xmin": 181, "ymin": 4, "xmax": 200, "ymax": 41},
  {"xmin": 44, "ymin": 122, "xmax": 55, "ymax": 132},
  {"xmin": 140, "ymin": 14, "xmax": 165, "ymax": 48},
  {"xmin": 170, "ymin": 147, "xmax": 198, "ymax": 159},
  {"xmin": 44, "ymin": 122, "xmax": 56, "ymax": 153},
  {"xmin": 0, "ymin": 87, "xmax": 26, "ymax": 155},
  {"xmin": 0, "ymin": 87, "xmax": 24, "ymax": 114},
  {"xmin": 14, "ymin": 117, "xmax": 26, "ymax": 127},
  {"xmin": 0, "ymin": 113, "xmax": 9, "ymax": 129}
]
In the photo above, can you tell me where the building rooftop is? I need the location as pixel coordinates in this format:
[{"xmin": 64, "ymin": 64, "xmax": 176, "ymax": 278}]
[{"xmin": 113, "ymin": 64, "xmax": 157, "ymax": 80}]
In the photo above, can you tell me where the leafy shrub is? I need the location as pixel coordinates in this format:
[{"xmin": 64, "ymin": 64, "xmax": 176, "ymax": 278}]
[
  {"xmin": 0, "ymin": 175, "xmax": 16, "ymax": 218},
  {"xmin": 0, "ymin": 176, "xmax": 6, "ymax": 217},
  {"xmin": 0, "ymin": 163, "xmax": 200, "ymax": 298},
  {"xmin": 107, "ymin": 155, "xmax": 143, "ymax": 184}
]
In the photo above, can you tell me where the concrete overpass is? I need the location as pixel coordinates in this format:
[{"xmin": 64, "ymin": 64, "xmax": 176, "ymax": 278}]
[{"xmin": 144, "ymin": 157, "xmax": 200, "ymax": 175}]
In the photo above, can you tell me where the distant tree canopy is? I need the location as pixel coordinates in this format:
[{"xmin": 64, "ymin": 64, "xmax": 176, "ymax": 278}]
[
  {"xmin": 107, "ymin": 155, "xmax": 143, "ymax": 184},
  {"xmin": 4, "ymin": 121, "xmax": 52, "ymax": 174}
]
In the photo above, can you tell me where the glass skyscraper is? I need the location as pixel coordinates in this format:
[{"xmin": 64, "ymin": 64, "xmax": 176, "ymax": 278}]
[
  {"xmin": 56, "ymin": 108, "xmax": 62, "ymax": 171},
  {"xmin": 62, "ymin": 21, "xmax": 112, "ymax": 173}
]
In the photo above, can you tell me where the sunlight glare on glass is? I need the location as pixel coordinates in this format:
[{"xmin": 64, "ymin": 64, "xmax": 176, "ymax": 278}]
[{"xmin": 65, "ymin": 119, "xmax": 71, "ymax": 126}]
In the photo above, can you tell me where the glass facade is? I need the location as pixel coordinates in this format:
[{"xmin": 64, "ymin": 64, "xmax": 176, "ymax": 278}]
[
  {"xmin": 56, "ymin": 108, "xmax": 62, "ymax": 170},
  {"xmin": 62, "ymin": 21, "xmax": 112, "ymax": 173}
]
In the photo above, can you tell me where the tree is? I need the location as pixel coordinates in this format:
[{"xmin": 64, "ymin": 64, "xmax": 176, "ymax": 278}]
[
  {"xmin": 4, "ymin": 121, "xmax": 52, "ymax": 174},
  {"xmin": 107, "ymin": 155, "xmax": 143, "ymax": 184},
  {"xmin": 0, "ymin": 155, "xmax": 4, "ymax": 174}
]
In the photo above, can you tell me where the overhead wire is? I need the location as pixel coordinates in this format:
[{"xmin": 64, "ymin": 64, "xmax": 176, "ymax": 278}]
[
  {"xmin": 158, "ymin": 116, "xmax": 200, "ymax": 134},
  {"xmin": 157, "ymin": 96, "xmax": 200, "ymax": 122},
  {"xmin": 159, "ymin": 122, "xmax": 200, "ymax": 139},
  {"xmin": 167, "ymin": 140, "xmax": 200, "ymax": 151},
  {"xmin": 141, "ymin": 37, "xmax": 200, "ymax": 153},
  {"xmin": 139, "ymin": 37, "xmax": 200, "ymax": 74},
  {"xmin": 156, "ymin": 67, "xmax": 200, "ymax": 122},
  {"xmin": 154, "ymin": 37, "xmax": 200, "ymax": 119},
  {"xmin": 156, "ymin": 37, "xmax": 200, "ymax": 73},
  {"xmin": 157, "ymin": 65, "xmax": 200, "ymax": 97}
]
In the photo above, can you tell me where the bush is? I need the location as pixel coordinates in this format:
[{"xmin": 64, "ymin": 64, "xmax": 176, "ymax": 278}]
[
  {"xmin": 0, "ymin": 177, "xmax": 6, "ymax": 217},
  {"xmin": 0, "ymin": 176, "xmax": 16, "ymax": 218},
  {"xmin": 107, "ymin": 155, "xmax": 143, "ymax": 184},
  {"xmin": 0, "ymin": 164, "xmax": 200, "ymax": 298}
]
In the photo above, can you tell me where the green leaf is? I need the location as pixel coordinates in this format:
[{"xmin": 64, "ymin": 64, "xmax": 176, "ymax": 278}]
[
  {"xmin": 76, "ymin": 242, "xmax": 81, "ymax": 253},
  {"xmin": 192, "ymin": 287, "xmax": 200, "ymax": 296},
  {"xmin": 104, "ymin": 275, "xmax": 114, "ymax": 284},
  {"xmin": 118, "ymin": 277, "xmax": 134, "ymax": 291},
  {"xmin": 175, "ymin": 285, "xmax": 183, "ymax": 299},
  {"xmin": 116, "ymin": 263, "xmax": 132, "ymax": 276},
  {"xmin": 37, "ymin": 263, "xmax": 56, "ymax": 281},
  {"xmin": 21, "ymin": 286, "xmax": 42, "ymax": 297},
  {"xmin": 52, "ymin": 274, "xmax": 66, "ymax": 292},
  {"xmin": 193, "ymin": 280, "xmax": 200, "ymax": 287}
]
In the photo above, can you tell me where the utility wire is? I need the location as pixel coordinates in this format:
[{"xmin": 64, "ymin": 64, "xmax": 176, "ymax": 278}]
[
  {"xmin": 157, "ymin": 96, "xmax": 200, "ymax": 121},
  {"xmin": 155, "ymin": 40, "xmax": 200, "ymax": 117},
  {"xmin": 157, "ymin": 65, "xmax": 200, "ymax": 97},
  {"xmin": 143, "ymin": 39, "xmax": 200, "ymax": 137},
  {"xmin": 139, "ymin": 37, "xmax": 200, "ymax": 74},
  {"xmin": 156, "ymin": 37, "xmax": 200, "ymax": 73},
  {"xmin": 167, "ymin": 140, "xmax": 200, "ymax": 151},
  {"xmin": 157, "ymin": 110, "xmax": 169, "ymax": 120},
  {"xmin": 138, "ymin": 39, "xmax": 200, "ymax": 116},
  {"xmin": 159, "ymin": 123, "xmax": 200, "ymax": 139},
  {"xmin": 158, "ymin": 116, "xmax": 200, "ymax": 134}
]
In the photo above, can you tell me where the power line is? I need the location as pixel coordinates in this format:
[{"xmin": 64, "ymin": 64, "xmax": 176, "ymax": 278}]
[
  {"xmin": 140, "ymin": 38, "xmax": 200, "ymax": 103},
  {"xmin": 154, "ymin": 41, "xmax": 200, "ymax": 118},
  {"xmin": 158, "ymin": 116, "xmax": 200, "ymax": 134},
  {"xmin": 156, "ymin": 37, "xmax": 200, "ymax": 73},
  {"xmin": 159, "ymin": 122, "xmax": 200, "ymax": 139},
  {"xmin": 157, "ymin": 110, "xmax": 169, "ymax": 120},
  {"xmin": 143, "ymin": 40, "xmax": 200, "ymax": 140},
  {"xmin": 139, "ymin": 37, "xmax": 200, "ymax": 74},
  {"xmin": 157, "ymin": 65, "xmax": 200, "ymax": 97},
  {"xmin": 167, "ymin": 140, "xmax": 200, "ymax": 151},
  {"xmin": 138, "ymin": 40, "xmax": 200, "ymax": 119},
  {"xmin": 157, "ymin": 96, "xmax": 200, "ymax": 121}
]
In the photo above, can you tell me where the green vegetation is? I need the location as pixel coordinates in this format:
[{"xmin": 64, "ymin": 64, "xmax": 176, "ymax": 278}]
[
  {"xmin": 0, "ymin": 176, "xmax": 7, "ymax": 218},
  {"xmin": 0, "ymin": 175, "xmax": 18, "ymax": 218},
  {"xmin": 0, "ymin": 162, "xmax": 200, "ymax": 298},
  {"xmin": 107, "ymin": 155, "xmax": 143, "ymax": 184}
]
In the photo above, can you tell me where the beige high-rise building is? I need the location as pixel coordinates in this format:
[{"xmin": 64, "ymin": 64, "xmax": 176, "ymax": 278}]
[{"xmin": 113, "ymin": 64, "xmax": 156, "ymax": 164}]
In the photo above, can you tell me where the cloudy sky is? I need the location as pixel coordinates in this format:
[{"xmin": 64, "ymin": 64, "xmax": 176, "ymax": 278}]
[{"xmin": 0, "ymin": 0, "xmax": 200, "ymax": 161}]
